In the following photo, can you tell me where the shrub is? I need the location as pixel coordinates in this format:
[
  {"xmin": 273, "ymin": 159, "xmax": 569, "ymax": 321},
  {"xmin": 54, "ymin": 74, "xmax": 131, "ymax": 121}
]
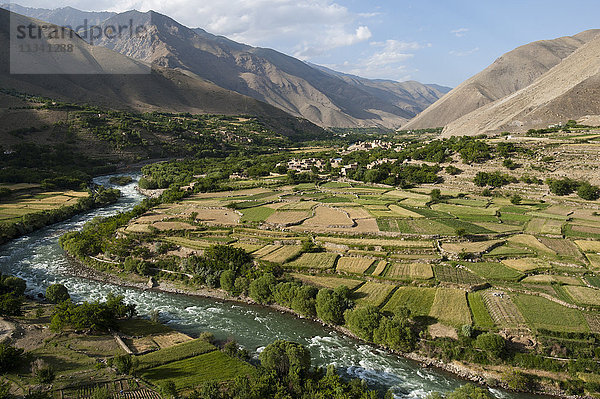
[
  {"xmin": 31, "ymin": 359, "xmax": 55, "ymax": 383},
  {"xmin": 475, "ymin": 333, "xmax": 505, "ymax": 359},
  {"xmin": 577, "ymin": 182, "xmax": 600, "ymax": 201},
  {"xmin": 46, "ymin": 284, "xmax": 70, "ymax": 303}
]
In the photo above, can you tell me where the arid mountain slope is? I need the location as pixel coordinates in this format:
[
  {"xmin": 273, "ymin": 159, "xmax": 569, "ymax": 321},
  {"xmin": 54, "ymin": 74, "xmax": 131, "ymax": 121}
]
[
  {"xmin": 404, "ymin": 30, "xmax": 600, "ymax": 130},
  {"xmin": 443, "ymin": 34, "xmax": 600, "ymax": 137},
  {"xmin": 0, "ymin": 9, "xmax": 324, "ymax": 140},
  {"xmin": 1, "ymin": 3, "xmax": 115, "ymax": 27}
]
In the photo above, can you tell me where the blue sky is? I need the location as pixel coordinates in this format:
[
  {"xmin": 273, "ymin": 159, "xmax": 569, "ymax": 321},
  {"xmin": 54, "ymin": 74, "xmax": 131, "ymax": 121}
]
[{"xmin": 11, "ymin": 0, "xmax": 600, "ymax": 87}]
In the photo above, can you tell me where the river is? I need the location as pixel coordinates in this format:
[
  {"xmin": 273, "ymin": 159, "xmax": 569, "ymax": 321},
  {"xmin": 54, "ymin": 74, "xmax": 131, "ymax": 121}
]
[{"xmin": 0, "ymin": 175, "xmax": 533, "ymax": 399}]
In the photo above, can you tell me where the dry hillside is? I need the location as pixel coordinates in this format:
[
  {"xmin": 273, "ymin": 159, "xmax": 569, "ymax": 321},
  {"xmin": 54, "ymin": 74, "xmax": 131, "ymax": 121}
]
[{"xmin": 404, "ymin": 30, "xmax": 600, "ymax": 130}]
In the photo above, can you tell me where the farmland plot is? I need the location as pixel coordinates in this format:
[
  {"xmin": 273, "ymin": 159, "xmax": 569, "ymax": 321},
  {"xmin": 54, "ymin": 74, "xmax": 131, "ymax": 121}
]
[
  {"xmin": 429, "ymin": 288, "xmax": 471, "ymax": 326},
  {"xmin": 383, "ymin": 263, "xmax": 434, "ymax": 280},
  {"xmin": 336, "ymin": 257, "xmax": 375, "ymax": 274},
  {"xmin": 468, "ymin": 292, "xmax": 495, "ymax": 329},
  {"xmin": 372, "ymin": 260, "xmax": 388, "ymax": 276},
  {"xmin": 513, "ymin": 294, "xmax": 588, "ymax": 333},
  {"xmin": 260, "ymin": 245, "xmax": 303, "ymax": 263},
  {"xmin": 289, "ymin": 273, "xmax": 363, "ymax": 290},
  {"xmin": 285, "ymin": 252, "xmax": 338, "ymax": 270},
  {"xmin": 442, "ymin": 240, "xmax": 503, "ymax": 255},
  {"xmin": 382, "ymin": 287, "xmax": 437, "ymax": 316},
  {"xmin": 433, "ymin": 265, "xmax": 485, "ymax": 285},
  {"xmin": 564, "ymin": 286, "xmax": 600, "ymax": 306},
  {"xmin": 266, "ymin": 211, "xmax": 311, "ymax": 226},
  {"xmin": 507, "ymin": 235, "xmax": 556, "ymax": 255},
  {"xmin": 537, "ymin": 237, "xmax": 582, "ymax": 257},
  {"xmin": 302, "ymin": 206, "xmax": 354, "ymax": 228},
  {"xmin": 353, "ymin": 282, "xmax": 396, "ymax": 307},
  {"xmin": 575, "ymin": 240, "xmax": 600, "ymax": 253},
  {"xmin": 465, "ymin": 262, "xmax": 524, "ymax": 281},
  {"xmin": 481, "ymin": 291, "xmax": 527, "ymax": 329},
  {"xmin": 252, "ymin": 244, "xmax": 282, "ymax": 258},
  {"xmin": 502, "ymin": 258, "xmax": 551, "ymax": 272}
]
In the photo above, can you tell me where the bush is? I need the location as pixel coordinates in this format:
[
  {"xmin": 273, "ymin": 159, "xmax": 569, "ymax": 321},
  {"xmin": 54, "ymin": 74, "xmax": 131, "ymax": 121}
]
[
  {"xmin": 510, "ymin": 194, "xmax": 522, "ymax": 205},
  {"xmin": 502, "ymin": 370, "xmax": 532, "ymax": 391},
  {"xmin": 31, "ymin": 359, "xmax": 55, "ymax": 383},
  {"xmin": 0, "ymin": 340, "xmax": 25, "ymax": 372},
  {"xmin": 546, "ymin": 178, "xmax": 579, "ymax": 196},
  {"xmin": 577, "ymin": 182, "xmax": 600, "ymax": 201},
  {"xmin": 475, "ymin": 333, "xmax": 505, "ymax": 359},
  {"xmin": 46, "ymin": 284, "xmax": 70, "ymax": 303}
]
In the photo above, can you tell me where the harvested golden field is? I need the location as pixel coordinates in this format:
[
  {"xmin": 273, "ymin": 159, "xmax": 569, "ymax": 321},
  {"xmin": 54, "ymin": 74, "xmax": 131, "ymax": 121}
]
[
  {"xmin": 522, "ymin": 275, "xmax": 582, "ymax": 285},
  {"xmin": 136, "ymin": 214, "xmax": 168, "ymax": 224},
  {"xmin": 564, "ymin": 286, "xmax": 600, "ymax": 306},
  {"xmin": 507, "ymin": 235, "xmax": 556, "ymax": 255},
  {"xmin": 289, "ymin": 273, "xmax": 363, "ymax": 290},
  {"xmin": 316, "ymin": 237, "xmax": 433, "ymax": 248},
  {"xmin": 193, "ymin": 208, "xmax": 240, "ymax": 225},
  {"xmin": 231, "ymin": 242, "xmax": 264, "ymax": 253},
  {"xmin": 388, "ymin": 204, "xmax": 424, "ymax": 218},
  {"xmin": 586, "ymin": 253, "xmax": 600, "ymax": 269},
  {"xmin": 125, "ymin": 223, "xmax": 152, "ymax": 233},
  {"xmin": 280, "ymin": 201, "xmax": 319, "ymax": 210},
  {"xmin": 442, "ymin": 240, "xmax": 503, "ymax": 254},
  {"xmin": 537, "ymin": 237, "xmax": 583, "ymax": 257},
  {"xmin": 266, "ymin": 211, "xmax": 311, "ymax": 226},
  {"xmin": 372, "ymin": 260, "xmax": 388, "ymax": 276},
  {"xmin": 575, "ymin": 240, "xmax": 600, "ymax": 253},
  {"xmin": 429, "ymin": 288, "xmax": 471, "ymax": 326},
  {"xmin": 502, "ymin": 258, "xmax": 551, "ymax": 272},
  {"xmin": 252, "ymin": 244, "xmax": 282, "ymax": 258},
  {"xmin": 152, "ymin": 221, "xmax": 197, "ymax": 231},
  {"xmin": 190, "ymin": 187, "xmax": 271, "ymax": 199},
  {"xmin": 302, "ymin": 206, "xmax": 354, "ymax": 228},
  {"xmin": 286, "ymin": 252, "xmax": 339, "ymax": 270},
  {"xmin": 260, "ymin": 245, "xmax": 303, "ymax": 263},
  {"xmin": 353, "ymin": 282, "xmax": 396, "ymax": 307},
  {"xmin": 341, "ymin": 207, "xmax": 372, "ymax": 219},
  {"xmin": 384, "ymin": 263, "xmax": 434, "ymax": 280},
  {"xmin": 336, "ymin": 257, "xmax": 375, "ymax": 274}
]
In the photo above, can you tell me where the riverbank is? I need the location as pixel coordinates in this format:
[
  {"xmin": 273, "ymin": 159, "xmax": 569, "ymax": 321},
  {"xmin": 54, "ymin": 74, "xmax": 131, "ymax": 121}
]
[{"xmin": 63, "ymin": 254, "xmax": 573, "ymax": 399}]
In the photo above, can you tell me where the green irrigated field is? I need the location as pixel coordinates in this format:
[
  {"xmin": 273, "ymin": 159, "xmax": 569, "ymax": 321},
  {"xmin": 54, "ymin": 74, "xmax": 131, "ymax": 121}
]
[
  {"xmin": 353, "ymin": 282, "xmax": 396, "ymax": 307},
  {"xmin": 429, "ymin": 288, "xmax": 472, "ymax": 326},
  {"xmin": 433, "ymin": 264, "xmax": 485, "ymax": 285},
  {"xmin": 336, "ymin": 257, "xmax": 375, "ymax": 274},
  {"xmin": 468, "ymin": 292, "xmax": 495, "ymax": 329},
  {"xmin": 285, "ymin": 252, "xmax": 338, "ymax": 270},
  {"xmin": 141, "ymin": 350, "xmax": 255, "ymax": 390},
  {"xmin": 382, "ymin": 287, "xmax": 436, "ymax": 316},
  {"xmin": 239, "ymin": 206, "xmax": 275, "ymax": 222},
  {"xmin": 464, "ymin": 262, "xmax": 524, "ymax": 281},
  {"xmin": 383, "ymin": 263, "xmax": 434, "ymax": 280},
  {"xmin": 513, "ymin": 293, "xmax": 589, "ymax": 333},
  {"xmin": 137, "ymin": 339, "xmax": 217, "ymax": 370}
]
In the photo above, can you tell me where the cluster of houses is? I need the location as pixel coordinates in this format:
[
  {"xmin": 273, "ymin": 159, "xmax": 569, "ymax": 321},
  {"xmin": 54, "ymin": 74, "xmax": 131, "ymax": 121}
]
[{"xmin": 346, "ymin": 140, "xmax": 393, "ymax": 152}]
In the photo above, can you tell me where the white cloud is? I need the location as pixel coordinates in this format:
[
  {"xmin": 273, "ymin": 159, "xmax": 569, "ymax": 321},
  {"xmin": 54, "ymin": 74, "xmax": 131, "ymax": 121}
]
[
  {"xmin": 450, "ymin": 28, "xmax": 469, "ymax": 37},
  {"xmin": 449, "ymin": 47, "xmax": 479, "ymax": 56},
  {"xmin": 28, "ymin": 0, "xmax": 374, "ymax": 58},
  {"xmin": 324, "ymin": 40, "xmax": 429, "ymax": 82}
]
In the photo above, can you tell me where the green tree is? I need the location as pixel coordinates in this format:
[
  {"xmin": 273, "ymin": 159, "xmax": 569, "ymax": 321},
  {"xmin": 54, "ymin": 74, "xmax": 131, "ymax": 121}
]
[
  {"xmin": 344, "ymin": 305, "xmax": 381, "ymax": 341},
  {"xmin": 46, "ymin": 284, "xmax": 70, "ymax": 303},
  {"xmin": 291, "ymin": 286, "xmax": 317, "ymax": 317},
  {"xmin": 248, "ymin": 273, "xmax": 276, "ymax": 304},
  {"xmin": 259, "ymin": 340, "xmax": 311, "ymax": 378},
  {"xmin": 315, "ymin": 288, "xmax": 348, "ymax": 325},
  {"xmin": 220, "ymin": 270, "xmax": 236, "ymax": 294}
]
